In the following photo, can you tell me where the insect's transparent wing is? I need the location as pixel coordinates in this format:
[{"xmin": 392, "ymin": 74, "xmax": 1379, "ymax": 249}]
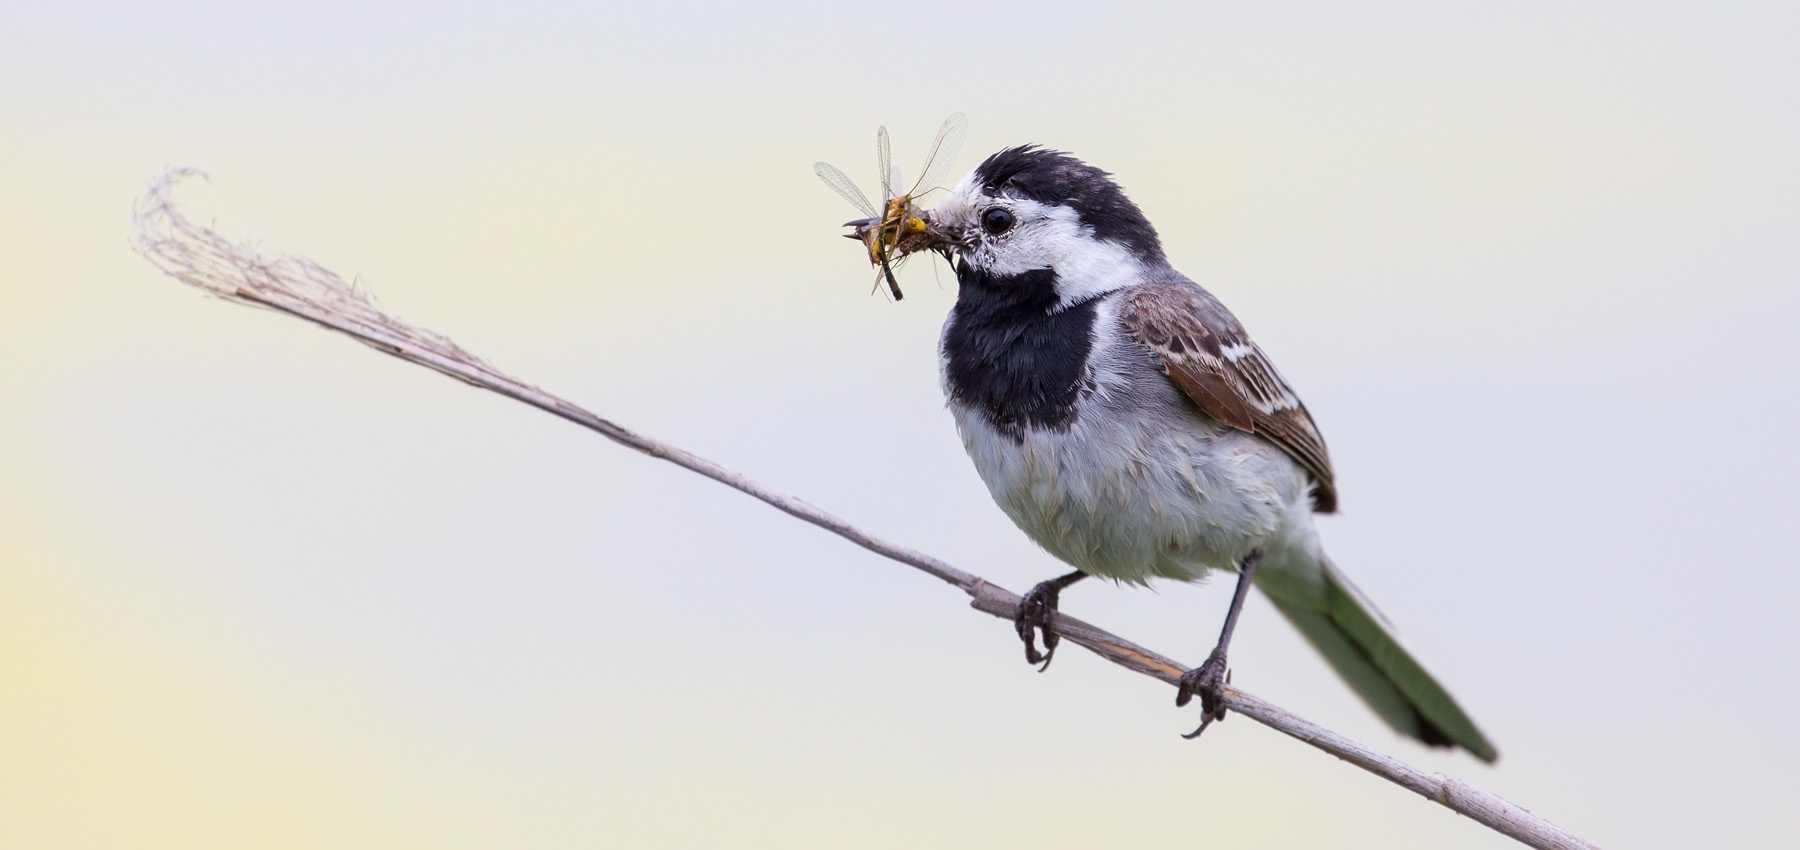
[
  {"xmin": 877, "ymin": 125, "xmax": 894, "ymax": 203},
  {"xmin": 813, "ymin": 161, "xmax": 877, "ymax": 217},
  {"xmin": 911, "ymin": 112, "xmax": 968, "ymax": 196}
]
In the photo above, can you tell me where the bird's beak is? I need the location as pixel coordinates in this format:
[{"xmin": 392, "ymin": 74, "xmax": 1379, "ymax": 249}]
[
  {"xmin": 837, "ymin": 211, "xmax": 964, "ymax": 266},
  {"xmin": 902, "ymin": 211, "xmax": 964, "ymax": 256}
]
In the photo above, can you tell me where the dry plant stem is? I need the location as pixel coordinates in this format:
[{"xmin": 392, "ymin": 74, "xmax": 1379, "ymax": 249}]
[{"xmin": 131, "ymin": 169, "xmax": 1598, "ymax": 850}]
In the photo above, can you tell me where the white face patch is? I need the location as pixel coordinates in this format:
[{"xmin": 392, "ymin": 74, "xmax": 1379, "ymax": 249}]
[{"xmin": 930, "ymin": 173, "xmax": 1148, "ymax": 311}]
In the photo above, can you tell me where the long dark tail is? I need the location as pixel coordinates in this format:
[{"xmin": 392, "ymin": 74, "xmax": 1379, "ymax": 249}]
[{"xmin": 1261, "ymin": 559, "xmax": 1497, "ymax": 762}]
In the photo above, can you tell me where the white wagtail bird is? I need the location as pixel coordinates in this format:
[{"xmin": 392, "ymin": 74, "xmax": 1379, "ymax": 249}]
[{"xmin": 877, "ymin": 145, "xmax": 1496, "ymax": 760}]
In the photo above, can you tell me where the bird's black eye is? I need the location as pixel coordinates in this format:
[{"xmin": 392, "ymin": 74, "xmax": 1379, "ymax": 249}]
[{"xmin": 981, "ymin": 207, "xmax": 1015, "ymax": 235}]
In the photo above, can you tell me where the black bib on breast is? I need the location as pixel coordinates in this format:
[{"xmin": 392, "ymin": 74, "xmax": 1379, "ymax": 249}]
[{"xmin": 942, "ymin": 265, "xmax": 1097, "ymax": 440}]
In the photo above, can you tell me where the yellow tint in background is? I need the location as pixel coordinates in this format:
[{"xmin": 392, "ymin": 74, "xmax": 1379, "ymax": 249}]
[{"xmin": 2, "ymin": 2, "xmax": 1797, "ymax": 848}]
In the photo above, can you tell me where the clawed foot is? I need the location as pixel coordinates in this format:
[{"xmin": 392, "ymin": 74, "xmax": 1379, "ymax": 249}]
[
  {"xmin": 1175, "ymin": 649, "xmax": 1231, "ymax": 739},
  {"xmin": 1016, "ymin": 580, "xmax": 1064, "ymax": 670},
  {"xmin": 1015, "ymin": 571, "xmax": 1085, "ymax": 670},
  {"xmin": 1175, "ymin": 550, "xmax": 1259, "ymax": 739}
]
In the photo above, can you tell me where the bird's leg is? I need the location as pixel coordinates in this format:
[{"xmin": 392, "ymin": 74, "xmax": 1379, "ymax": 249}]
[
  {"xmin": 1016, "ymin": 570, "xmax": 1088, "ymax": 671},
  {"xmin": 1176, "ymin": 550, "xmax": 1263, "ymax": 739}
]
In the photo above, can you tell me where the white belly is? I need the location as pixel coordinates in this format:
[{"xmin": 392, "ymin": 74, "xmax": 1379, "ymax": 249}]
[{"xmin": 953, "ymin": 398, "xmax": 1316, "ymax": 582}]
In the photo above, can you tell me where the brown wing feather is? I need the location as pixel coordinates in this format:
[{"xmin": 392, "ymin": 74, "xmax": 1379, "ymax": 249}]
[{"xmin": 1119, "ymin": 281, "xmax": 1338, "ymax": 513}]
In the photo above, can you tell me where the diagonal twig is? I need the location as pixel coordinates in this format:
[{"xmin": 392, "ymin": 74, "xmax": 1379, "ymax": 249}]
[{"xmin": 130, "ymin": 168, "xmax": 1598, "ymax": 850}]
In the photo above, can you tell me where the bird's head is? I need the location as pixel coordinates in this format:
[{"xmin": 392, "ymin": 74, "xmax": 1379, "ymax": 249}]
[{"xmin": 913, "ymin": 146, "xmax": 1166, "ymax": 308}]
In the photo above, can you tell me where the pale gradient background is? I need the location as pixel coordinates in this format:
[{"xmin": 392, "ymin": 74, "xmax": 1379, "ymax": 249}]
[{"xmin": 3, "ymin": 2, "xmax": 1797, "ymax": 848}]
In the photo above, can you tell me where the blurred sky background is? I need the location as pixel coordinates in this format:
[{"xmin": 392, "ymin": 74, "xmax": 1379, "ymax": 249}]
[{"xmin": 3, "ymin": 2, "xmax": 1797, "ymax": 848}]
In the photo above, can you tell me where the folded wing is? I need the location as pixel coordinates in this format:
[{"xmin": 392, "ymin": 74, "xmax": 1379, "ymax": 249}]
[{"xmin": 1118, "ymin": 280, "xmax": 1338, "ymax": 513}]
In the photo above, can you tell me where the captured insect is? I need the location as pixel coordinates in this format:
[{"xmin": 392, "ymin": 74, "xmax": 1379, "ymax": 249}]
[{"xmin": 814, "ymin": 112, "xmax": 967, "ymax": 300}]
